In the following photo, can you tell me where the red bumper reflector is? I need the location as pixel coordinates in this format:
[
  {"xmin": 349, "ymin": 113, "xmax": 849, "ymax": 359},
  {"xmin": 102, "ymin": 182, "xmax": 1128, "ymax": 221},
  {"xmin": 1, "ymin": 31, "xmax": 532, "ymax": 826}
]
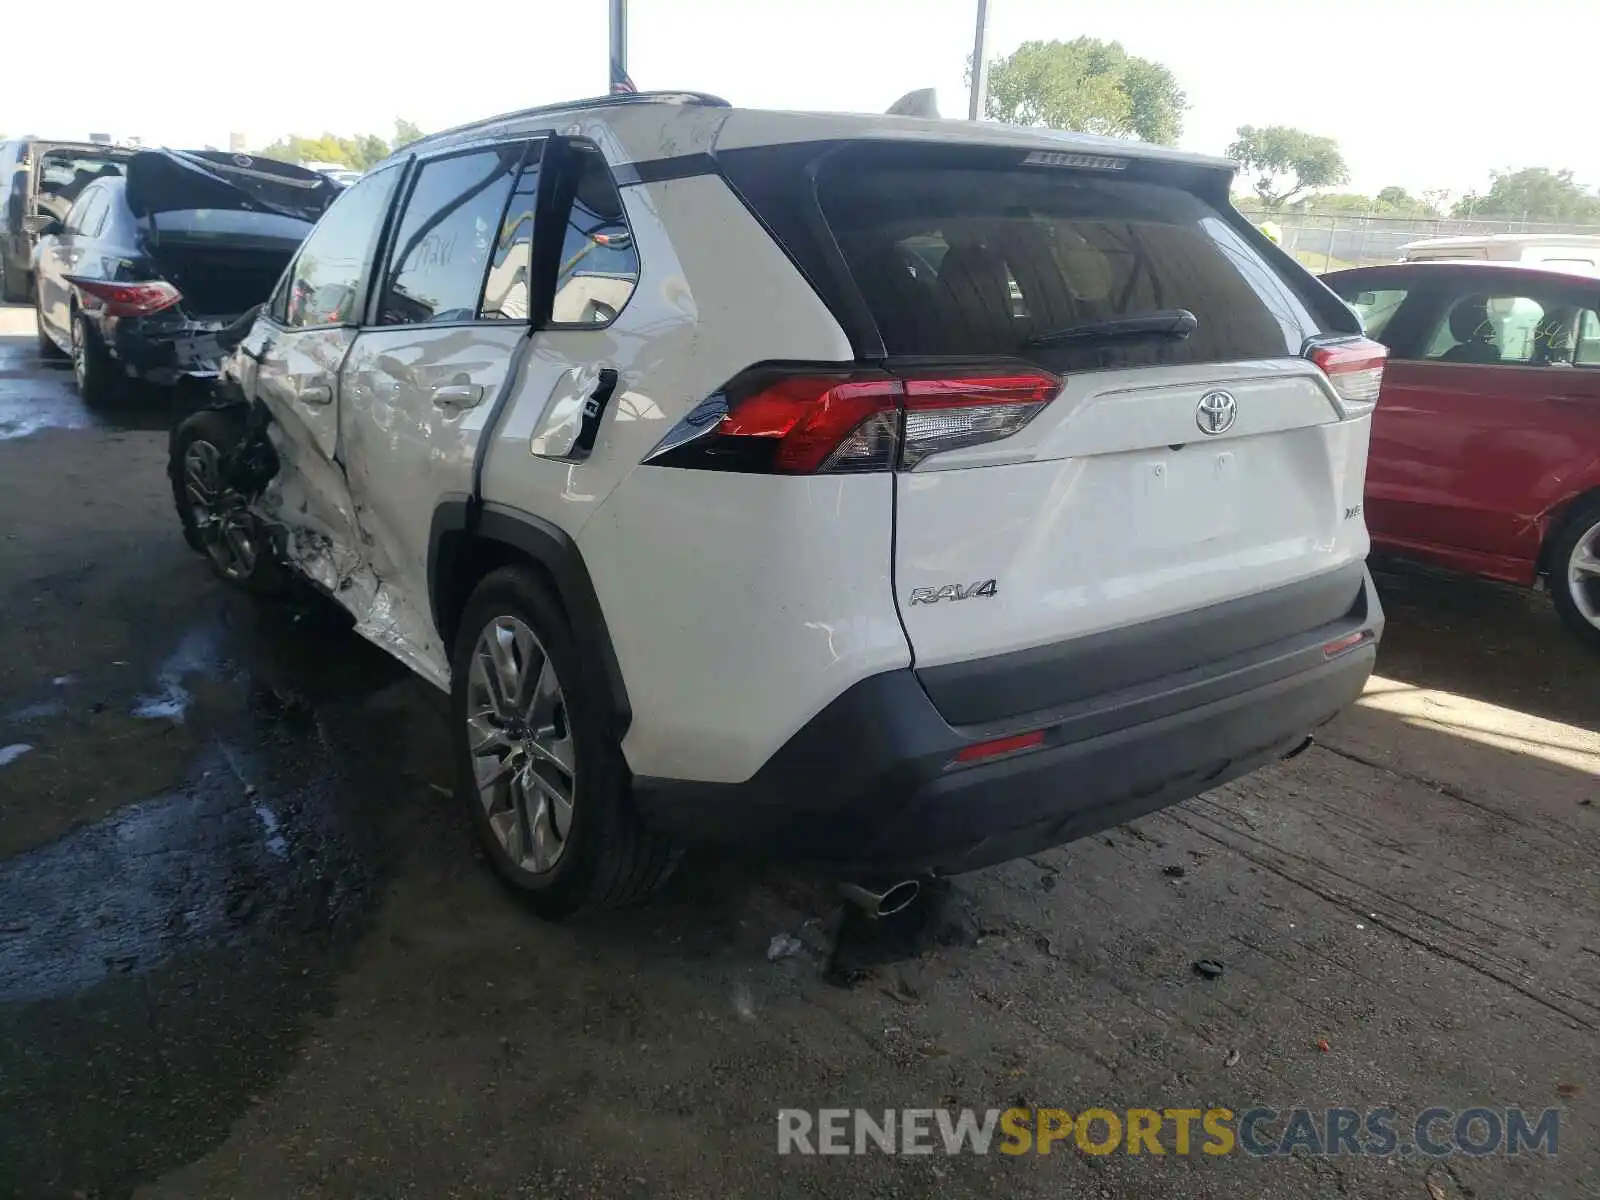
[
  {"xmin": 953, "ymin": 729, "xmax": 1046, "ymax": 765},
  {"xmin": 1322, "ymin": 630, "xmax": 1373, "ymax": 660}
]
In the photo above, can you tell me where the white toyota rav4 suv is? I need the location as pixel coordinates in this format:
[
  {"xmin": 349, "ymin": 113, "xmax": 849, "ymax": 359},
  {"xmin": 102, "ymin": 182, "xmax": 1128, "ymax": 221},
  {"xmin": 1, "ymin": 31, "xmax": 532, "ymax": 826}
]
[{"xmin": 169, "ymin": 92, "xmax": 1385, "ymax": 917}]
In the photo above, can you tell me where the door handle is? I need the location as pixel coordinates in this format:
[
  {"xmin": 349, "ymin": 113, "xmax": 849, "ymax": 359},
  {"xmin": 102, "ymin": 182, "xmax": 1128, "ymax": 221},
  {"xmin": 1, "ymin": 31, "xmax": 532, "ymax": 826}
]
[
  {"xmin": 299, "ymin": 383, "xmax": 333, "ymax": 406},
  {"xmin": 431, "ymin": 382, "xmax": 485, "ymax": 412}
]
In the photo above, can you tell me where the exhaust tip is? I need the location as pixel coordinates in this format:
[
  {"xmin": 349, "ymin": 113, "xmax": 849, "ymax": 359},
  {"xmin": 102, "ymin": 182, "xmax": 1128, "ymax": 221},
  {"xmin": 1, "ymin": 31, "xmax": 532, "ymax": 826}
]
[
  {"xmin": 1282, "ymin": 734, "xmax": 1316, "ymax": 761},
  {"xmin": 839, "ymin": 878, "xmax": 922, "ymax": 919}
]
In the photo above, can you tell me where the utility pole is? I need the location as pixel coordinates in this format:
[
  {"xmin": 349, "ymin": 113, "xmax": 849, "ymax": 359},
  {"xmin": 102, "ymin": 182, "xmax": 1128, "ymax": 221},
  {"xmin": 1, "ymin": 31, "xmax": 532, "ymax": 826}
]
[
  {"xmin": 967, "ymin": 0, "xmax": 991, "ymax": 121},
  {"xmin": 609, "ymin": 0, "xmax": 635, "ymax": 93}
]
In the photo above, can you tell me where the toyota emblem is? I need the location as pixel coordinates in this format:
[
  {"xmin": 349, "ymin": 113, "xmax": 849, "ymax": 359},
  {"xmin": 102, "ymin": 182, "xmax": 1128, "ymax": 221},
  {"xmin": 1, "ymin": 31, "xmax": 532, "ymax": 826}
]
[{"xmin": 1195, "ymin": 390, "xmax": 1237, "ymax": 436}]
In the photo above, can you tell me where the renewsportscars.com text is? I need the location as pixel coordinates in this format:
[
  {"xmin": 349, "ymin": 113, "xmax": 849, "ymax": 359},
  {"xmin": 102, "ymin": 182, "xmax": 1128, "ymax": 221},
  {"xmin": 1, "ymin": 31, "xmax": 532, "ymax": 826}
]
[{"xmin": 776, "ymin": 1106, "xmax": 1560, "ymax": 1158}]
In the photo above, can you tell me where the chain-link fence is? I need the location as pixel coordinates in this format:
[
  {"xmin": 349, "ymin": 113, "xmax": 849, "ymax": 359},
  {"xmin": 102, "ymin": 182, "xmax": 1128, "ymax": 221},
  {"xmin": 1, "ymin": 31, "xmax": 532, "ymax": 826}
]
[{"xmin": 1243, "ymin": 212, "xmax": 1600, "ymax": 273}]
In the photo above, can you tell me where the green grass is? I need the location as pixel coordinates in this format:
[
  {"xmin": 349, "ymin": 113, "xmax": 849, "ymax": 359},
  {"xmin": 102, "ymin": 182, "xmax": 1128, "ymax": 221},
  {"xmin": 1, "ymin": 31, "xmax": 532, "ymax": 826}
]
[{"xmin": 1291, "ymin": 248, "xmax": 1359, "ymax": 274}]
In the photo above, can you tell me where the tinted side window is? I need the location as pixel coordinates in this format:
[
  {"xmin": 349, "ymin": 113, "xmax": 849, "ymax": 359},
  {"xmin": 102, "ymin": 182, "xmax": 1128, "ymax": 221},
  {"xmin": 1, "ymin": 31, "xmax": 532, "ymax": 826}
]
[
  {"xmin": 1419, "ymin": 289, "xmax": 1591, "ymax": 366},
  {"xmin": 64, "ymin": 188, "xmax": 101, "ymax": 235},
  {"xmin": 1577, "ymin": 310, "xmax": 1600, "ymax": 368},
  {"xmin": 1328, "ymin": 282, "xmax": 1409, "ymax": 343},
  {"xmin": 283, "ymin": 165, "xmax": 402, "ymax": 329},
  {"xmin": 378, "ymin": 145, "xmax": 523, "ymax": 326},
  {"xmin": 479, "ymin": 150, "xmax": 542, "ymax": 321},
  {"xmin": 550, "ymin": 145, "xmax": 638, "ymax": 326},
  {"xmin": 82, "ymin": 190, "xmax": 110, "ymax": 238}
]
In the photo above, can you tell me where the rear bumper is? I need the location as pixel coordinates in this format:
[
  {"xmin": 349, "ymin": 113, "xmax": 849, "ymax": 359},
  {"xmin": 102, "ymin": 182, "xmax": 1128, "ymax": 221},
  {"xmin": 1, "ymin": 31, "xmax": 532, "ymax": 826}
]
[
  {"xmin": 109, "ymin": 315, "xmax": 232, "ymax": 384},
  {"xmin": 633, "ymin": 567, "xmax": 1382, "ymax": 877}
]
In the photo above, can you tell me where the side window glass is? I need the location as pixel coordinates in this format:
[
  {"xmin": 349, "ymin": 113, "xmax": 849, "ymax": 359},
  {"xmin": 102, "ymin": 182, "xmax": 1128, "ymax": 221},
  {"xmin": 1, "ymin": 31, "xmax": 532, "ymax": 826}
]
[
  {"xmin": 378, "ymin": 145, "xmax": 523, "ymax": 326},
  {"xmin": 1576, "ymin": 311, "xmax": 1600, "ymax": 368},
  {"xmin": 267, "ymin": 265, "xmax": 292, "ymax": 324},
  {"xmin": 1422, "ymin": 292, "xmax": 1546, "ymax": 365},
  {"xmin": 1338, "ymin": 287, "xmax": 1408, "ymax": 343},
  {"xmin": 283, "ymin": 165, "xmax": 402, "ymax": 329},
  {"xmin": 550, "ymin": 145, "xmax": 638, "ymax": 326},
  {"xmin": 479, "ymin": 149, "xmax": 542, "ymax": 321},
  {"xmin": 63, "ymin": 189, "xmax": 97, "ymax": 235},
  {"xmin": 81, "ymin": 191, "xmax": 109, "ymax": 238}
]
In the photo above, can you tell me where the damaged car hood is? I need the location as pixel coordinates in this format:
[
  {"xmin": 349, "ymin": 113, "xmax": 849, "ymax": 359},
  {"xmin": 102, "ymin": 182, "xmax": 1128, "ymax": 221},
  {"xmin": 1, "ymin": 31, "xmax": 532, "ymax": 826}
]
[{"xmin": 126, "ymin": 150, "xmax": 342, "ymax": 224}]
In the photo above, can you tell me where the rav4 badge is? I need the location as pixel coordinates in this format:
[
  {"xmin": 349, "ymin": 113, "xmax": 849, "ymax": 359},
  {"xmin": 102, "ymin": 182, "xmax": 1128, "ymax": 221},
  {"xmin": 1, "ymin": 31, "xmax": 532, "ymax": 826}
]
[{"xmin": 909, "ymin": 580, "xmax": 999, "ymax": 605}]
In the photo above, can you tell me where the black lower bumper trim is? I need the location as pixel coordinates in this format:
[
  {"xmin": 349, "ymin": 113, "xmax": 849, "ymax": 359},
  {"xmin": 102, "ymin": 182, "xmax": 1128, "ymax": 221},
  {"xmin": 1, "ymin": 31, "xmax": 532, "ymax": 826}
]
[{"xmin": 633, "ymin": 572, "xmax": 1382, "ymax": 877}]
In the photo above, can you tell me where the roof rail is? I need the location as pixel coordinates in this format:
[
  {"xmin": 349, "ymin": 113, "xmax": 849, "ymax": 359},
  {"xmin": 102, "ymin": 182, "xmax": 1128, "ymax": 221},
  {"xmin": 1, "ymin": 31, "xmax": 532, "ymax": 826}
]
[{"xmin": 403, "ymin": 92, "xmax": 731, "ymax": 154}]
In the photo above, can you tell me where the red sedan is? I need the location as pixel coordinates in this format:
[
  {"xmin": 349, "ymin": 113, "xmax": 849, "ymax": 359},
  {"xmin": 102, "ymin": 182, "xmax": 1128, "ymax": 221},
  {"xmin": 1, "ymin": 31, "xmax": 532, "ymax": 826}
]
[{"xmin": 1324, "ymin": 261, "xmax": 1600, "ymax": 646}]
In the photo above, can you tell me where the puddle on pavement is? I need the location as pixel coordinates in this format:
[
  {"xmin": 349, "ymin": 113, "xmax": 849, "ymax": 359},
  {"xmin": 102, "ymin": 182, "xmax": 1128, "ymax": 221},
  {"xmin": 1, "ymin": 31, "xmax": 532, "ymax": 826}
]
[
  {"xmin": 0, "ymin": 364, "xmax": 97, "ymax": 441},
  {"xmin": 0, "ymin": 733, "xmax": 387, "ymax": 1197},
  {"xmin": 5, "ymin": 699, "xmax": 65, "ymax": 722},
  {"xmin": 132, "ymin": 620, "xmax": 229, "ymax": 721},
  {"xmin": 0, "ymin": 742, "xmax": 34, "ymax": 767},
  {"xmin": 0, "ymin": 331, "xmax": 181, "ymax": 441},
  {"xmin": 0, "ymin": 739, "xmax": 375, "ymax": 1004},
  {"xmin": 0, "ymin": 512, "xmax": 443, "ymax": 1195}
]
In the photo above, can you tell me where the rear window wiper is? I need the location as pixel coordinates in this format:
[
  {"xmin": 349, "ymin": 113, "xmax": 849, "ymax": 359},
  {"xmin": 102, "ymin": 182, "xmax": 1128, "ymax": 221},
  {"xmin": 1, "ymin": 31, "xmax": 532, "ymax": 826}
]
[{"xmin": 1026, "ymin": 308, "xmax": 1197, "ymax": 347}]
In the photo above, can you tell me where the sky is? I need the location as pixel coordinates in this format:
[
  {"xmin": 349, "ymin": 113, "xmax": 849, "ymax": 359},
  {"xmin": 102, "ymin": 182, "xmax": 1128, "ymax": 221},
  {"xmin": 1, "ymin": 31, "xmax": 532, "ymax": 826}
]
[{"xmin": 3, "ymin": 0, "xmax": 1596, "ymax": 200}]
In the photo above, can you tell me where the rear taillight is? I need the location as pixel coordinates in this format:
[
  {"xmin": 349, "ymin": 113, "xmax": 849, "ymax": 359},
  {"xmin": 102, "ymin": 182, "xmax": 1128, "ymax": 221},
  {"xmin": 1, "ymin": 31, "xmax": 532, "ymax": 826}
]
[
  {"xmin": 1309, "ymin": 337, "xmax": 1387, "ymax": 406},
  {"xmin": 70, "ymin": 278, "xmax": 182, "ymax": 318},
  {"xmin": 645, "ymin": 365, "xmax": 1060, "ymax": 474},
  {"xmin": 899, "ymin": 373, "xmax": 1058, "ymax": 467}
]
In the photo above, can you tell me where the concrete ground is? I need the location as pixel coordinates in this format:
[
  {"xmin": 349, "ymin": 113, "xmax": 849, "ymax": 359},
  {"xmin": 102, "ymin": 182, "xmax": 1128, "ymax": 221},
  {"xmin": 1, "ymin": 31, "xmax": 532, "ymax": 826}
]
[{"xmin": 0, "ymin": 301, "xmax": 1595, "ymax": 1200}]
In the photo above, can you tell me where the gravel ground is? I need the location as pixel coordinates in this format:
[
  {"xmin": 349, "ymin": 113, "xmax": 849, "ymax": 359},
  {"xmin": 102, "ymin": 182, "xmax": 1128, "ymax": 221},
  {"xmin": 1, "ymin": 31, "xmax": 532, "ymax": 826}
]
[{"xmin": 0, "ymin": 302, "xmax": 1595, "ymax": 1199}]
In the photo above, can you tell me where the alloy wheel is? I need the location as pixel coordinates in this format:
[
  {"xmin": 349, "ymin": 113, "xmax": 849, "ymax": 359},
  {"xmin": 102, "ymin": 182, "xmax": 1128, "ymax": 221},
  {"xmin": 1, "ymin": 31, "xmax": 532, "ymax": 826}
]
[
  {"xmin": 182, "ymin": 439, "xmax": 257, "ymax": 580},
  {"xmin": 1568, "ymin": 516, "xmax": 1600, "ymax": 631},
  {"xmin": 466, "ymin": 615, "xmax": 576, "ymax": 875},
  {"xmin": 71, "ymin": 319, "xmax": 87, "ymax": 393}
]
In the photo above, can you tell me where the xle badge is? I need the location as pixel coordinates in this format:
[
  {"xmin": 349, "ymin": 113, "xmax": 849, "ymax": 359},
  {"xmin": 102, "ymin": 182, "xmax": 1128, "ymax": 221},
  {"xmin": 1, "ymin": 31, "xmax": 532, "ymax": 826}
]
[{"xmin": 909, "ymin": 580, "xmax": 999, "ymax": 605}]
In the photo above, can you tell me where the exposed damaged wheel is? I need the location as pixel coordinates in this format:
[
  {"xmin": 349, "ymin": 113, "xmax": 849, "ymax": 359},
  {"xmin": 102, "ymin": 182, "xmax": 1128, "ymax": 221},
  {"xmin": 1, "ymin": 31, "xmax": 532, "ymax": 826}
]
[
  {"xmin": 1550, "ymin": 495, "xmax": 1600, "ymax": 650},
  {"xmin": 451, "ymin": 566, "xmax": 679, "ymax": 918},
  {"xmin": 71, "ymin": 312, "xmax": 124, "ymax": 406},
  {"xmin": 170, "ymin": 409, "xmax": 282, "ymax": 593}
]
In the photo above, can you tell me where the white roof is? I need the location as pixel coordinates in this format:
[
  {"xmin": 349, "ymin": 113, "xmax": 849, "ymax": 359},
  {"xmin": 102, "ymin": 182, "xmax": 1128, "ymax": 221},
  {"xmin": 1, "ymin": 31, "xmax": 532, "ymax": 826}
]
[
  {"xmin": 1401, "ymin": 232, "xmax": 1600, "ymax": 252},
  {"xmin": 393, "ymin": 92, "xmax": 1236, "ymax": 176}
]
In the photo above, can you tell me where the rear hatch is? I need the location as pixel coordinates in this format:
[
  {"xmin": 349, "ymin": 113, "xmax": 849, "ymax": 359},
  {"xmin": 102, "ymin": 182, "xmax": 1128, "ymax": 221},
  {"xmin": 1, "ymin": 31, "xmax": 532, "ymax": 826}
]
[
  {"xmin": 30, "ymin": 142, "xmax": 136, "ymax": 222},
  {"xmin": 126, "ymin": 150, "xmax": 334, "ymax": 317},
  {"xmin": 809, "ymin": 143, "xmax": 1373, "ymax": 722}
]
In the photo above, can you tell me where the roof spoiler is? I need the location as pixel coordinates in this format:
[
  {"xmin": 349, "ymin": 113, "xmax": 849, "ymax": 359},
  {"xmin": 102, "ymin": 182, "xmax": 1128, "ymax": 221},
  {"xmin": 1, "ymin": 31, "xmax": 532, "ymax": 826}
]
[{"xmin": 886, "ymin": 89, "xmax": 940, "ymax": 118}]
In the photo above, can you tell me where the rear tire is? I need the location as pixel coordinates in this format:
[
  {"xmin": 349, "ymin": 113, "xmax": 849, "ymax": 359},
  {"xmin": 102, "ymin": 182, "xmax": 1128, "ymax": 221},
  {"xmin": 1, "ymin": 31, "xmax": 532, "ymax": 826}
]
[
  {"xmin": 451, "ymin": 566, "xmax": 679, "ymax": 918},
  {"xmin": 72, "ymin": 311, "xmax": 125, "ymax": 406},
  {"xmin": 170, "ymin": 408, "xmax": 283, "ymax": 593},
  {"xmin": 1550, "ymin": 496, "xmax": 1600, "ymax": 649},
  {"xmin": 36, "ymin": 302, "xmax": 65, "ymax": 359}
]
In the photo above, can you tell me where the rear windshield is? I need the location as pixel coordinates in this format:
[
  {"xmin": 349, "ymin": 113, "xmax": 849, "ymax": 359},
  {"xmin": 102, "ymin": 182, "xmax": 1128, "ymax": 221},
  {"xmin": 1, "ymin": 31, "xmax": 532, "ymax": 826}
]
[{"xmin": 818, "ymin": 158, "xmax": 1330, "ymax": 369}]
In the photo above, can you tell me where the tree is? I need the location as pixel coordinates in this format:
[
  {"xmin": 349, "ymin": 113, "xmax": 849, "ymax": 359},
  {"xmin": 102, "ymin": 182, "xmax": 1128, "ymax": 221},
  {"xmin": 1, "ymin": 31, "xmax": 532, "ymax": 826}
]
[
  {"xmin": 353, "ymin": 134, "xmax": 392, "ymax": 170},
  {"xmin": 255, "ymin": 134, "xmax": 351, "ymax": 167},
  {"xmin": 1226, "ymin": 125, "xmax": 1349, "ymax": 209},
  {"xmin": 1372, "ymin": 186, "xmax": 1441, "ymax": 217},
  {"xmin": 1451, "ymin": 168, "xmax": 1600, "ymax": 222},
  {"xmin": 392, "ymin": 119, "xmax": 424, "ymax": 150},
  {"xmin": 984, "ymin": 38, "xmax": 1187, "ymax": 145},
  {"xmin": 254, "ymin": 121, "xmax": 427, "ymax": 171}
]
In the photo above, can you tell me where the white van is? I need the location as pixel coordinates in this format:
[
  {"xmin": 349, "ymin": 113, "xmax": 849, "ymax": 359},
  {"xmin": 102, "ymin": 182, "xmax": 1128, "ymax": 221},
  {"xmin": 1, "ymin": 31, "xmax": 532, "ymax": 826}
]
[{"xmin": 1399, "ymin": 233, "xmax": 1600, "ymax": 273}]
